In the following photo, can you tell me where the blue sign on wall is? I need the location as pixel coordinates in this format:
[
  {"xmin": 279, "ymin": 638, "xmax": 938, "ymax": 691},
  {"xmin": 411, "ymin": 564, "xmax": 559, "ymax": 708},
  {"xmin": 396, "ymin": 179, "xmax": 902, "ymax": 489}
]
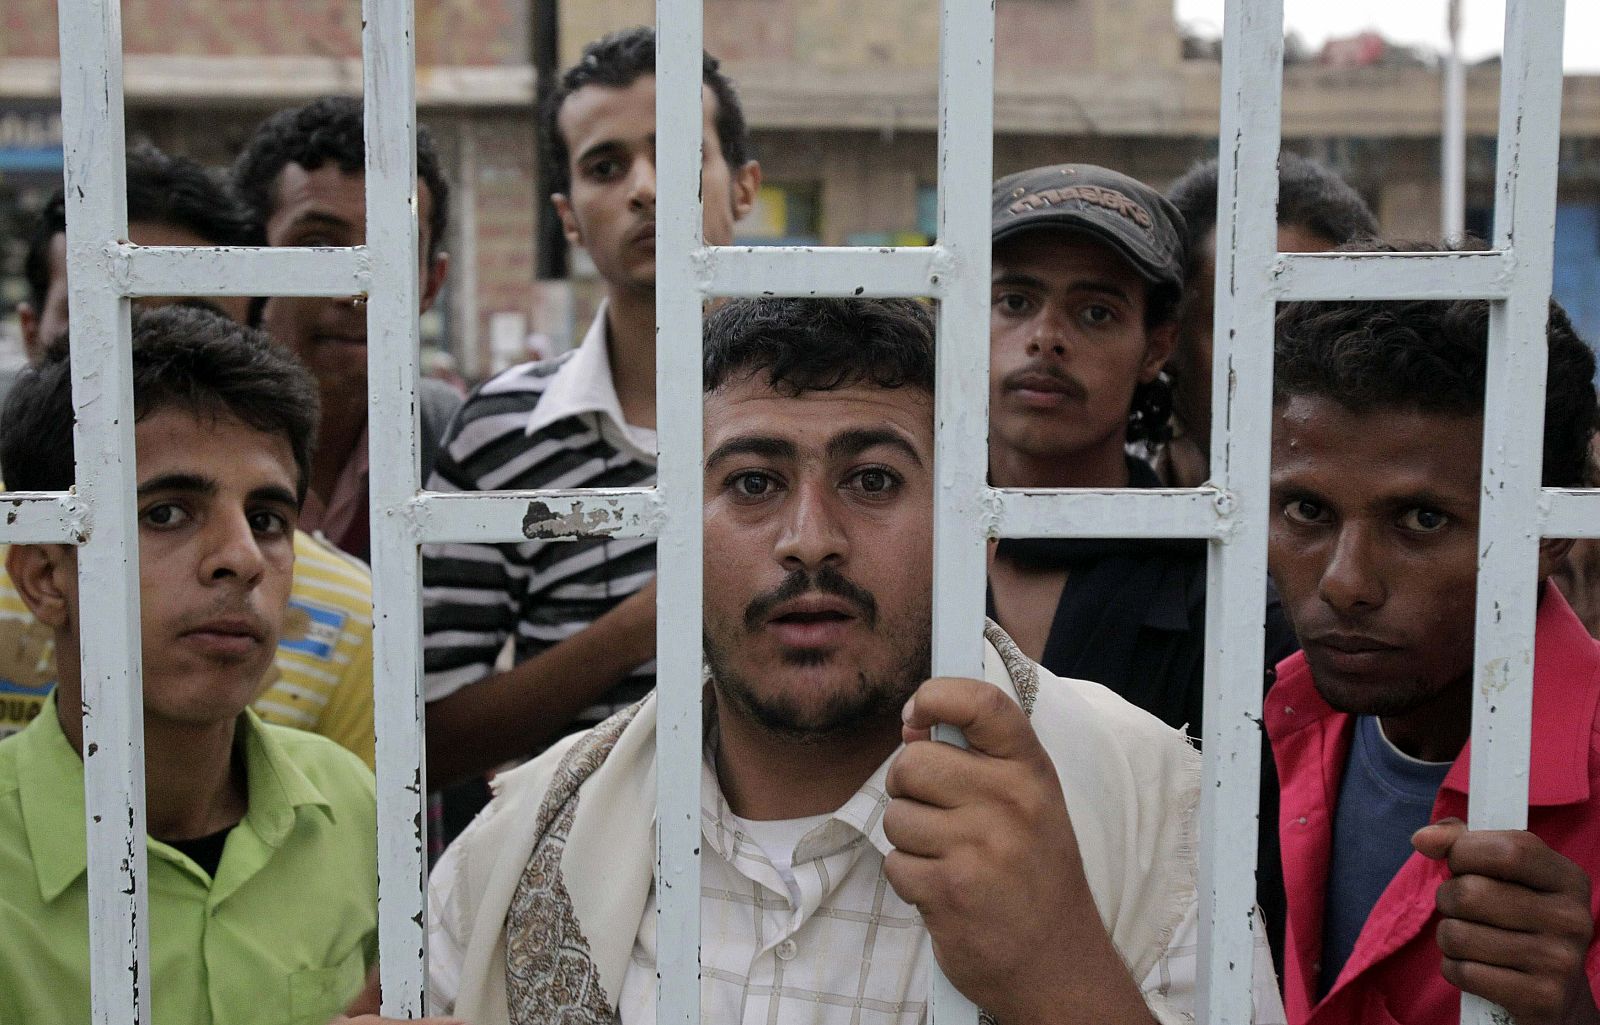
[
  {"xmin": 0, "ymin": 105, "xmax": 63, "ymax": 172},
  {"xmin": 1553, "ymin": 204, "xmax": 1600, "ymax": 366}
]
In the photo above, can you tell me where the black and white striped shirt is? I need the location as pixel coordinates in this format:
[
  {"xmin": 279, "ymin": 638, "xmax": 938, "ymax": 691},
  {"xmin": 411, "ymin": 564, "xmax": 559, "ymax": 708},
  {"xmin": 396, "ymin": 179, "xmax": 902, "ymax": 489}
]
[{"xmin": 422, "ymin": 307, "xmax": 656, "ymax": 722}]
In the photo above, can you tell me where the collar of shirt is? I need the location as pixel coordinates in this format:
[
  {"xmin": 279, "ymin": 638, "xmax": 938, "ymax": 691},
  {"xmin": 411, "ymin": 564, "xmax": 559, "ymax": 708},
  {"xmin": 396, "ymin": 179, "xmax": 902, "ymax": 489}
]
[
  {"xmin": 700, "ymin": 747, "xmax": 897, "ymax": 866},
  {"xmin": 1266, "ymin": 579, "xmax": 1600, "ymax": 809},
  {"xmin": 299, "ymin": 423, "xmax": 371, "ymax": 550},
  {"xmin": 523, "ymin": 302, "xmax": 657, "ymax": 463},
  {"xmin": 15, "ymin": 690, "xmax": 336, "ymax": 903},
  {"xmin": 696, "ymin": 704, "xmax": 900, "ymax": 923}
]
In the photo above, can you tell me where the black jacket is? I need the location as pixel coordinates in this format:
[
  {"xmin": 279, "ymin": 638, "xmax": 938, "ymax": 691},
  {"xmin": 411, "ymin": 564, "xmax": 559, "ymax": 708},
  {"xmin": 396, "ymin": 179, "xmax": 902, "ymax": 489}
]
[{"xmin": 988, "ymin": 456, "xmax": 1299, "ymax": 972}]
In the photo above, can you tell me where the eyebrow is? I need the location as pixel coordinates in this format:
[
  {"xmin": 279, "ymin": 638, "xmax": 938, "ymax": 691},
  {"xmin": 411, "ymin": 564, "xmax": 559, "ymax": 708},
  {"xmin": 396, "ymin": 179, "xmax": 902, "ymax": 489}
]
[
  {"xmin": 575, "ymin": 136, "xmax": 653, "ymax": 167},
  {"xmin": 136, "ymin": 473, "xmax": 298, "ymax": 511},
  {"xmin": 1270, "ymin": 476, "xmax": 1472, "ymax": 513},
  {"xmin": 991, "ymin": 271, "xmax": 1134, "ymax": 304},
  {"xmin": 706, "ymin": 436, "xmax": 797, "ymax": 468},
  {"xmin": 137, "ymin": 472, "xmax": 216, "ymax": 499},
  {"xmin": 249, "ymin": 484, "xmax": 301, "ymax": 510},
  {"xmin": 826, "ymin": 427, "xmax": 924, "ymax": 467}
]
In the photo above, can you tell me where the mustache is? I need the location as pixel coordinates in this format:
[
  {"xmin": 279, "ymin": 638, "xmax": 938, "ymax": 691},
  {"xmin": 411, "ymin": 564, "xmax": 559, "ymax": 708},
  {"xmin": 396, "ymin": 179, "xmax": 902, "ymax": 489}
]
[
  {"xmin": 743, "ymin": 565, "xmax": 879, "ymax": 631},
  {"xmin": 173, "ymin": 598, "xmax": 270, "ymax": 639},
  {"xmin": 1001, "ymin": 361, "xmax": 1088, "ymax": 401}
]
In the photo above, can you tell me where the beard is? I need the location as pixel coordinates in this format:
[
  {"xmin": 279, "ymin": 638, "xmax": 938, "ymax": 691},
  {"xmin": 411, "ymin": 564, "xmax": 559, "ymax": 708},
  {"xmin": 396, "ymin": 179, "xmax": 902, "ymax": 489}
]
[
  {"xmin": 1306, "ymin": 655, "xmax": 1462, "ymax": 720},
  {"xmin": 704, "ymin": 565, "xmax": 932, "ymax": 744}
]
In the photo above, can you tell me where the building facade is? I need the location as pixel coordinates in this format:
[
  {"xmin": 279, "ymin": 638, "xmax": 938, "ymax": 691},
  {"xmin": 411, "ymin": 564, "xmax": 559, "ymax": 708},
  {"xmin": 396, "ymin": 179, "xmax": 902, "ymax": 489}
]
[{"xmin": 3, "ymin": 0, "xmax": 1598, "ymax": 378}]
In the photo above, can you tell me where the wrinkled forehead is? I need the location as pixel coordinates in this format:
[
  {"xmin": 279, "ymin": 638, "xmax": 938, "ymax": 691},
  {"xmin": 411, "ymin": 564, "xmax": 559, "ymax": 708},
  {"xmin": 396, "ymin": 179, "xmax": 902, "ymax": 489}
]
[
  {"xmin": 703, "ymin": 377, "xmax": 935, "ymax": 463},
  {"xmin": 1269, "ymin": 393, "xmax": 1484, "ymax": 500}
]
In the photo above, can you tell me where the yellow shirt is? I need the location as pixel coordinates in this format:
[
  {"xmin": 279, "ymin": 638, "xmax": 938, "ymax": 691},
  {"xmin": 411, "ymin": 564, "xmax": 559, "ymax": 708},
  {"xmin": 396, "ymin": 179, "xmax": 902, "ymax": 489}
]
[
  {"xmin": 0, "ymin": 530, "xmax": 376, "ymax": 767},
  {"xmin": 0, "ymin": 692, "xmax": 378, "ymax": 1025}
]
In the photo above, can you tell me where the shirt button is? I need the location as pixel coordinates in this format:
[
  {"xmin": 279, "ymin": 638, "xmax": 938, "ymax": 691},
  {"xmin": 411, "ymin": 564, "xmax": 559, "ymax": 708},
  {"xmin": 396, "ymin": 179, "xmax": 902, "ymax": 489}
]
[
  {"xmin": 1297, "ymin": 816, "xmax": 1308, "ymax": 826},
  {"xmin": 1284, "ymin": 706, "xmax": 1295, "ymax": 716},
  {"xmin": 776, "ymin": 939, "xmax": 798, "ymax": 961}
]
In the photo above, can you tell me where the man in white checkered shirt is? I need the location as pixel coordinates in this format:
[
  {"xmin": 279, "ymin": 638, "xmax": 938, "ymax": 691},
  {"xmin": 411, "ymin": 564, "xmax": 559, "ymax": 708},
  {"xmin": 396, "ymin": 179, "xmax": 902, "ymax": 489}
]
[{"xmin": 427, "ymin": 297, "xmax": 1285, "ymax": 1025}]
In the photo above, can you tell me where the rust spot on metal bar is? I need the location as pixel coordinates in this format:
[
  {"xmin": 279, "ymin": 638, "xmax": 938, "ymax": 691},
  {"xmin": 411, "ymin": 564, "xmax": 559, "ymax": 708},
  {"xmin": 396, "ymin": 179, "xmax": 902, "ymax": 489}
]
[{"xmin": 523, "ymin": 499, "xmax": 623, "ymax": 539}]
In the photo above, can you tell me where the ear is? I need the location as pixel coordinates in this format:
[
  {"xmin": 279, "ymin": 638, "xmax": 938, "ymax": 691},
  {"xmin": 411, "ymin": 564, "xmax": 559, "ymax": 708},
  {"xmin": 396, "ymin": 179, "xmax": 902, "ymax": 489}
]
[
  {"xmin": 1139, "ymin": 320, "xmax": 1179, "ymax": 384},
  {"xmin": 7, "ymin": 544, "xmax": 76, "ymax": 631},
  {"xmin": 1539, "ymin": 536, "xmax": 1577, "ymax": 581},
  {"xmin": 551, "ymin": 193, "xmax": 583, "ymax": 247},
  {"xmin": 420, "ymin": 251, "xmax": 449, "ymax": 314},
  {"xmin": 17, "ymin": 302, "xmax": 39, "ymax": 363},
  {"xmin": 730, "ymin": 160, "xmax": 762, "ymax": 223}
]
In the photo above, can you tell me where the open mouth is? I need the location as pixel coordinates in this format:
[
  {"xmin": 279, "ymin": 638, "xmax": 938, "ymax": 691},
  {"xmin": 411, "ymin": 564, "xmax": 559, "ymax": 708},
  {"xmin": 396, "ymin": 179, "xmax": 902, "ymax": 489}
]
[{"xmin": 766, "ymin": 607, "xmax": 857, "ymax": 647}]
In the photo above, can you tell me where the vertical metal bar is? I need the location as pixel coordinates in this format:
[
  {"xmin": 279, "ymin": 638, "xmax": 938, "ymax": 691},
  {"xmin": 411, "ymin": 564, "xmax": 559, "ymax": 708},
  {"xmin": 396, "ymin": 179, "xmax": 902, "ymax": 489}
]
[
  {"xmin": 360, "ymin": 0, "xmax": 429, "ymax": 1014},
  {"xmin": 1461, "ymin": 0, "xmax": 1566, "ymax": 1021},
  {"xmin": 928, "ymin": 0, "xmax": 994, "ymax": 1021},
  {"xmin": 455, "ymin": 124, "xmax": 482, "ymax": 380},
  {"xmin": 55, "ymin": 2, "xmax": 150, "ymax": 1023},
  {"xmin": 1198, "ymin": 1, "xmax": 1282, "ymax": 1022},
  {"xmin": 654, "ymin": 5, "xmax": 706, "ymax": 1024},
  {"xmin": 1442, "ymin": 0, "xmax": 1467, "ymax": 241}
]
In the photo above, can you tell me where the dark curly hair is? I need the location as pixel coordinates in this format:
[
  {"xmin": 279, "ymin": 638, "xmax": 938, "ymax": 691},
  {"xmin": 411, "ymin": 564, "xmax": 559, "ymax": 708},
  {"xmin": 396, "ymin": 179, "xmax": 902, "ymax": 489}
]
[
  {"xmin": 2, "ymin": 305, "xmax": 320, "ymax": 502},
  {"xmin": 24, "ymin": 143, "xmax": 257, "ymax": 312},
  {"xmin": 540, "ymin": 26, "xmax": 751, "ymax": 198},
  {"xmin": 1274, "ymin": 240, "xmax": 1598, "ymax": 488},
  {"xmin": 704, "ymin": 297, "xmax": 933, "ymax": 396},
  {"xmin": 231, "ymin": 95, "xmax": 450, "ymax": 259}
]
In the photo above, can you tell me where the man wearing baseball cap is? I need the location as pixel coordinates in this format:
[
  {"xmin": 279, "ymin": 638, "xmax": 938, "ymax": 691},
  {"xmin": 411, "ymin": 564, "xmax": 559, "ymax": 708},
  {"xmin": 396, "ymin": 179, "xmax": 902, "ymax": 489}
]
[
  {"xmin": 985, "ymin": 164, "xmax": 1300, "ymax": 963},
  {"xmin": 989, "ymin": 163, "xmax": 1208, "ymax": 727}
]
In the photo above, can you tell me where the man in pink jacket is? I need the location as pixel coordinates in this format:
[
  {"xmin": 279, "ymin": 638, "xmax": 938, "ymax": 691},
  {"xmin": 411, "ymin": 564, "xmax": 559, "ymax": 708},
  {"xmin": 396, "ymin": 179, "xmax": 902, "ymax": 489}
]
[{"xmin": 1266, "ymin": 243, "xmax": 1600, "ymax": 1025}]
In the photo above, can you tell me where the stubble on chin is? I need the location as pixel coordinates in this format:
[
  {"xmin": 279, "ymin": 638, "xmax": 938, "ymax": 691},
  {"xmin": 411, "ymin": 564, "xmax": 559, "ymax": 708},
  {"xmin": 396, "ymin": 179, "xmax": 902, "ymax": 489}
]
[{"xmin": 703, "ymin": 631, "xmax": 930, "ymax": 745}]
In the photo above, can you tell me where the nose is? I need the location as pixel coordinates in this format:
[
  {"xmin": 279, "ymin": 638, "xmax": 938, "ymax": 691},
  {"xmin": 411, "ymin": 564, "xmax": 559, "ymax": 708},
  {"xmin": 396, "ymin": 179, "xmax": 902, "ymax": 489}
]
[
  {"xmin": 772, "ymin": 481, "xmax": 849, "ymax": 573},
  {"xmin": 1318, "ymin": 524, "xmax": 1386, "ymax": 615},
  {"xmin": 1024, "ymin": 304, "xmax": 1070, "ymax": 359},
  {"xmin": 628, "ymin": 155, "xmax": 657, "ymax": 211},
  {"xmin": 199, "ymin": 510, "xmax": 268, "ymax": 587}
]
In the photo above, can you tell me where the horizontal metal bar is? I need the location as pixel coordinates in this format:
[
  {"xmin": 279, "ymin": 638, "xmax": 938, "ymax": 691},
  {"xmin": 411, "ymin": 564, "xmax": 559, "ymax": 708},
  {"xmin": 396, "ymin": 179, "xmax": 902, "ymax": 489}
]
[
  {"xmin": 990, "ymin": 487, "xmax": 1228, "ymax": 539},
  {"xmin": 696, "ymin": 245, "xmax": 954, "ymax": 298},
  {"xmin": 112, "ymin": 244, "xmax": 371, "ymax": 298},
  {"xmin": 1542, "ymin": 488, "xmax": 1600, "ymax": 538},
  {"xmin": 403, "ymin": 488, "xmax": 666, "ymax": 544},
  {"xmin": 0, "ymin": 492, "xmax": 92, "ymax": 544},
  {"xmin": 1270, "ymin": 249, "xmax": 1515, "ymax": 301}
]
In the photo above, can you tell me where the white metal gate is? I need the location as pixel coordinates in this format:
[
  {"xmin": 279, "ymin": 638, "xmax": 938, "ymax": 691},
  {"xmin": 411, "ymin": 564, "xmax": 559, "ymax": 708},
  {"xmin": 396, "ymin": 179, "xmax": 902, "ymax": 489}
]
[{"xmin": 9, "ymin": 1, "xmax": 1586, "ymax": 1024}]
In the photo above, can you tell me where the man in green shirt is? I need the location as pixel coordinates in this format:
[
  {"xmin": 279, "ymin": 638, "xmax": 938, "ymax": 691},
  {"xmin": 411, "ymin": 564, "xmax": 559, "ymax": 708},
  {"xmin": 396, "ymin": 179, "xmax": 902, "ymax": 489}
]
[{"xmin": 0, "ymin": 307, "xmax": 435, "ymax": 1025}]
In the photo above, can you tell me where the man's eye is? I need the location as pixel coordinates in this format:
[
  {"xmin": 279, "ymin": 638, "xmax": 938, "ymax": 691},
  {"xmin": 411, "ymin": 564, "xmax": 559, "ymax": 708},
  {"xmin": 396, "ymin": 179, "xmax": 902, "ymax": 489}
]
[
  {"xmin": 586, "ymin": 158, "xmax": 622, "ymax": 180},
  {"xmin": 1080, "ymin": 304, "xmax": 1115, "ymax": 327},
  {"xmin": 992, "ymin": 292, "xmax": 1033, "ymax": 316},
  {"xmin": 730, "ymin": 472, "xmax": 776, "ymax": 498},
  {"xmin": 1399, "ymin": 508, "xmax": 1449, "ymax": 533},
  {"xmin": 142, "ymin": 503, "xmax": 190, "ymax": 528},
  {"xmin": 1282, "ymin": 499, "xmax": 1327, "ymax": 525},
  {"xmin": 849, "ymin": 468, "xmax": 901, "ymax": 496},
  {"xmin": 249, "ymin": 510, "xmax": 291, "ymax": 536}
]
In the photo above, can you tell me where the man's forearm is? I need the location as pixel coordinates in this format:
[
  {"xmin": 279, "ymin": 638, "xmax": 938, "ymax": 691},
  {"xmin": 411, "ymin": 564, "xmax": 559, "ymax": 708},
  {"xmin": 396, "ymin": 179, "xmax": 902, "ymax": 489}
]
[
  {"xmin": 424, "ymin": 600, "xmax": 654, "ymax": 788},
  {"xmin": 1000, "ymin": 936, "xmax": 1160, "ymax": 1025}
]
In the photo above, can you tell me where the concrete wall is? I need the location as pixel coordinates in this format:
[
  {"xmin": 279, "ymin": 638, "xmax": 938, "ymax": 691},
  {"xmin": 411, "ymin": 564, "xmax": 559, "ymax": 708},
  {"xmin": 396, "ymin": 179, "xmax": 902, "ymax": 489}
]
[
  {"xmin": 563, "ymin": 0, "xmax": 1179, "ymax": 72},
  {"xmin": 5, "ymin": 0, "xmax": 529, "ymax": 65}
]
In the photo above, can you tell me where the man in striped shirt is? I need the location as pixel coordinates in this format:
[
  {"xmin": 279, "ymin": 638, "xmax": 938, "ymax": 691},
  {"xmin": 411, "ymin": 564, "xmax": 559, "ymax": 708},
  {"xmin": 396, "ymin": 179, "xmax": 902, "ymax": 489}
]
[{"xmin": 420, "ymin": 26, "xmax": 761, "ymax": 789}]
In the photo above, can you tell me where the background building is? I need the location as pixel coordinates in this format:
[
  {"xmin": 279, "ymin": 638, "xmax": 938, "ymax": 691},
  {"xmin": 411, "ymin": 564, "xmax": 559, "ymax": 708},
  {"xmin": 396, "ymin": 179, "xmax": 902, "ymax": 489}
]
[{"xmin": 3, "ymin": 0, "xmax": 1598, "ymax": 380}]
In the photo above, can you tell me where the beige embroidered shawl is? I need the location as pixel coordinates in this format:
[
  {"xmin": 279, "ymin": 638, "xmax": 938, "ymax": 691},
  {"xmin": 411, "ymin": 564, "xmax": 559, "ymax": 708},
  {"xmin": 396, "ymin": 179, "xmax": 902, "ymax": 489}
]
[{"xmin": 440, "ymin": 623, "xmax": 1201, "ymax": 1025}]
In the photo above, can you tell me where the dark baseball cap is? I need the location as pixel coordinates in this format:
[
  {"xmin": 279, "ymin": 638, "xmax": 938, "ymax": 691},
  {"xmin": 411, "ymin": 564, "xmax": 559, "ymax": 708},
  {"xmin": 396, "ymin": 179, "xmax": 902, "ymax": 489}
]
[{"xmin": 991, "ymin": 164, "xmax": 1187, "ymax": 293}]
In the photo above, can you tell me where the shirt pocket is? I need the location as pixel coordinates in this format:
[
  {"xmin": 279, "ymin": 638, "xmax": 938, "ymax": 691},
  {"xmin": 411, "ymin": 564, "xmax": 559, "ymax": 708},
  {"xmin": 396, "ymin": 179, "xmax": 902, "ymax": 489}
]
[{"xmin": 287, "ymin": 943, "xmax": 366, "ymax": 1024}]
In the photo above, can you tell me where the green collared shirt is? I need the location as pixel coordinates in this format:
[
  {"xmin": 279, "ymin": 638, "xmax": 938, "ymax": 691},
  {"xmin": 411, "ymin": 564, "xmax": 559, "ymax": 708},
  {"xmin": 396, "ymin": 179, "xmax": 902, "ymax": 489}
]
[{"xmin": 0, "ymin": 692, "xmax": 378, "ymax": 1025}]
